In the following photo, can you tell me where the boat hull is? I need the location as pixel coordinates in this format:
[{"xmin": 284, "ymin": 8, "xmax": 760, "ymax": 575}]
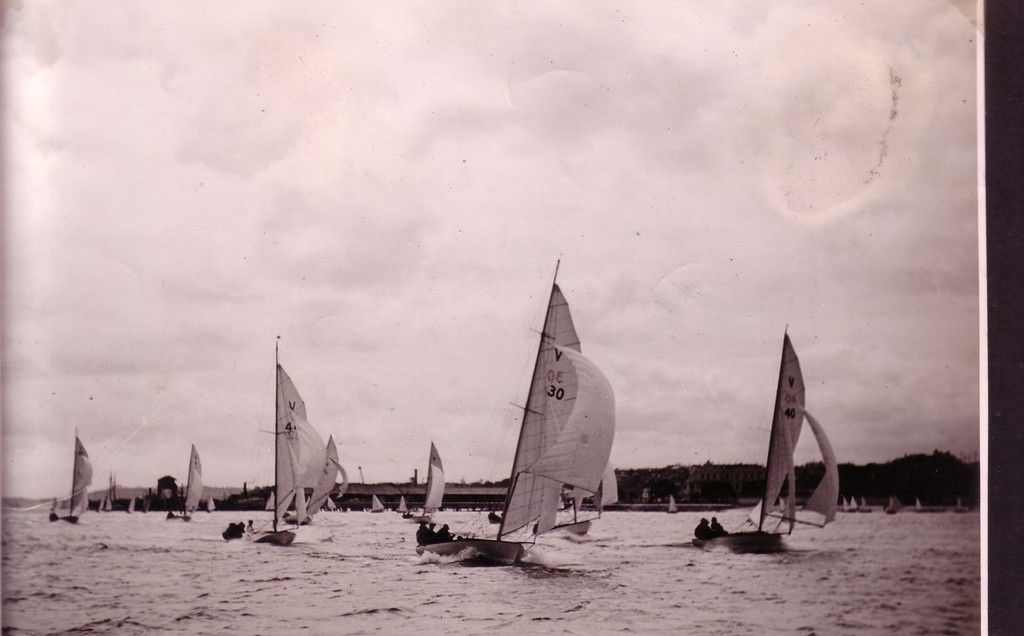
[
  {"xmin": 416, "ymin": 539, "xmax": 526, "ymax": 565},
  {"xmin": 692, "ymin": 532, "xmax": 785, "ymax": 553},
  {"xmin": 254, "ymin": 530, "xmax": 296, "ymax": 546},
  {"xmin": 550, "ymin": 519, "xmax": 592, "ymax": 536},
  {"xmin": 60, "ymin": 516, "xmax": 79, "ymax": 524}
]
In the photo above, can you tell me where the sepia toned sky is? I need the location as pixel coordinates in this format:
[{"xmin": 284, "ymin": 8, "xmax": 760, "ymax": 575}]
[{"xmin": 2, "ymin": 1, "xmax": 980, "ymax": 499}]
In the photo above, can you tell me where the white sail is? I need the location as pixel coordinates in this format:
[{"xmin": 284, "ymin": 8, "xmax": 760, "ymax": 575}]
[
  {"xmin": 423, "ymin": 442, "xmax": 445, "ymax": 513},
  {"xmin": 371, "ymin": 494, "xmax": 385, "ymax": 512},
  {"xmin": 184, "ymin": 444, "xmax": 204, "ymax": 514},
  {"xmin": 915, "ymin": 497, "xmax": 923, "ymax": 512},
  {"xmin": 668, "ymin": 495, "xmax": 678, "ymax": 513},
  {"xmin": 127, "ymin": 497, "xmax": 135, "ymax": 513},
  {"xmin": 100, "ymin": 494, "xmax": 111, "ymax": 512},
  {"xmin": 397, "ymin": 496, "xmax": 409, "ymax": 513},
  {"xmin": 525, "ymin": 347, "xmax": 615, "ymax": 495},
  {"xmin": 306, "ymin": 436, "xmax": 341, "ymax": 515},
  {"xmin": 795, "ymin": 410, "xmax": 839, "ymax": 526},
  {"xmin": 595, "ymin": 463, "xmax": 618, "ymax": 510},
  {"xmin": 752, "ymin": 334, "xmax": 804, "ymax": 534},
  {"xmin": 206, "ymin": 497, "xmax": 216, "ymax": 512},
  {"xmin": 336, "ymin": 464, "xmax": 350, "ymax": 498},
  {"xmin": 501, "ymin": 284, "xmax": 581, "ymax": 537},
  {"xmin": 325, "ymin": 496, "xmax": 337, "ymax": 511},
  {"xmin": 274, "ymin": 364, "xmax": 328, "ymax": 527},
  {"xmin": 265, "ymin": 495, "xmax": 275, "ymax": 511}
]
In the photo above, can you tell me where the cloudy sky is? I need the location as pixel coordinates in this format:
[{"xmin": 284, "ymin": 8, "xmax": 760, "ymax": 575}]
[{"xmin": 2, "ymin": 1, "xmax": 980, "ymax": 499}]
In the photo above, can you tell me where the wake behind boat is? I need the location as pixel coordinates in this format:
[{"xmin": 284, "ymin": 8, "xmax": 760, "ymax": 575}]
[
  {"xmin": 417, "ymin": 266, "xmax": 615, "ymax": 565},
  {"xmin": 692, "ymin": 332, "xmax": 839, "ymax": 553}
]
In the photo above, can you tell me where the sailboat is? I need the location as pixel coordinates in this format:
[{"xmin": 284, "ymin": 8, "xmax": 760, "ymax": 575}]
[
  {"xmin": 398, "ymin": 496, "xmax": 410, "ymax": 517},
  {"xmin": 370, "ymin": 494, "xmax": 385, "ymax": 513},
  {"xmin": 127, "ymin": 497, "xmax": 136, "ymax": 514},
  {"xmin": 914, "ymin": 497, "xmax": 924, "ymax": 512},
  {"xmin": 53, "ymin": 434, "xmax": 94, "ymax": 523},
  {"xmin": 667, "ymin": 495, "xmax": 679, "ymax": 514},
  {"xmin": 417, "ymin": 268, "xmax": 615, "ymax": 564},
  {"xmin": 884, "ymin": 495, "xmax": 903, "ymax": 514},
  {"xmin": 693, "ymin": 333, "xmax": 839, "ymax": 553},
  {"xmin": 953, "ymin": 496, "xmax": 969, "ymax": 513},
  {"xmin": 408, "ymin": 442, "xmax": 445, "ymax": 523},
  {"xmin": 858, "ymin": 496, "xmax": 872, "ymax": 513},
  {"xmin": 169, "ymin": 444, "xmax": 204, "ymax": 521},
  {"xmin": 206, "ymin": 497, "xmax": 216, "ymax": 512},
  {"xmin": 99, "ymin": 472, "xmax": 116, "ymax": 511},
  {"xmin": 255, "ymin": 347, "xmax": 329, "ymax": 545}
]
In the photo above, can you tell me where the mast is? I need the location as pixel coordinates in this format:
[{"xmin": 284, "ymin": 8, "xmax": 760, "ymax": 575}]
[
  {"xmin": 758, "ymin": 331, "xmax": 789, "ymax": 532},
  {"xmin": 69, "ymin": 430, "xmax": 79, "ymax": 517},
  {"xmin": 498, "ymin": 260, "xmax": 560, "ymax": 539},
  {"xmin": 273, "ymin": 339, "xmax": 279, "ymax": 532}
]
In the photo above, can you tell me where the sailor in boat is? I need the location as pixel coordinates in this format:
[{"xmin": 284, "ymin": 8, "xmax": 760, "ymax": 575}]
[
  {"xmin": 710, "ymin": 517, "xmax": 729, "ymax": 537},
  {"xmin": 436, "ymin": 524, "xmax": 453, "ymax": 542},
  {"xmin": 222, "ymin": 522, "xmax": 246, "ymax": 541},
  {"xmin": 416, "ymin": 521, "xmax": 435, "ymax": 546},
  {"xmin": 488, "ymin": 511, "xmax": 502, "ymax": 524},
  {"xmin": 246, "ymin": 520, "xmax": 255, "ymax": 536},
  {"xmin": 694, "ymin": 518, "xmax": 714, "ymax": 540}
]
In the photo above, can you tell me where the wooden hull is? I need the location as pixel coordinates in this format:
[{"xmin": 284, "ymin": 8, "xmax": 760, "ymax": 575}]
[
  {"xmin": 407, "ymin": 514, "xmax": 432, "ymax": 523},
  {"xmin": 692, "ymin": 532, "xmax": 785, "ymax": 553},
  {"xmin": 60, "ymin": 516, "xmax": 79, "ymax": 524},
  {"xmin": 254, "ymin": 530, "xmax": 296, "ymax": 546},
  {"xmin": 416, "ymin": 539, "xmax": 526, "ymax": 565}
]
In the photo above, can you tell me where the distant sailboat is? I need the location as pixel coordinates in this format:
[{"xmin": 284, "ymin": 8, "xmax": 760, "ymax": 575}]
[
  {"xmin": 858, "ymin": 496, "xmax": 872, "ymax": 513},
  {"xmin": 953, "ymin": 497, "xmax": 969, "ymax": 513},
  {"xmin": 408, "ymin": 442, "xmax": 445, "ymax": 523},
  {"xmin": 100, "ymin": 472, "xmax": 116, "ymax": 512},
  {"xmin": 127, "ymin": 497, "xmax": 135, "ymax": 514},
  {"xmin": 667, "ymin": 495, "xmax": 679, "ymax": 514},
  {"xmin": 417, "ymin": 267, "xmax": 615, "ymax": 564},
  {"xmin": 255, "ymin": 346, "xmax": 329, "ymax": 545},
  {"xmin": 370, "ymin": 494, "xmax": 385, "ymax": 513},
  {"xmin": 206, "ymin": 497, "xmax": 216, "ymax": 512},
  {"xmin": 914, "ymin": 497, "xmax": 924, "ymax": 512},
  {"xmin": 171, "ymin": 444, "xmax": 204, "ymax": 522},
  {"xmin": 885, "ymin": 496, "xmax": 903, "ymax": 514},
  {"xmin": 398, "ymin": 496, "xmax": 410, "ymax": 516},
  {"xmin": 54, "ymin": 434, "xmax": 93, "ymax": 524},
  {"xmin": 693, "ymin": 332, "xmax": 839, "ymax": 553}
]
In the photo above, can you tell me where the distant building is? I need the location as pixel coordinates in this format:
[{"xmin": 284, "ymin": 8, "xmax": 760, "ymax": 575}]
[{"xmin": 684, "ymin": 462, "xmax": 764, "ymax": 501}]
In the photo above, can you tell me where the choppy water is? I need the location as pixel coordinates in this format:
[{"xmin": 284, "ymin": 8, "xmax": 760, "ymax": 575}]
[{"xmin": 2, "ymin": 507, "xmax": 980, "ymax": 635}]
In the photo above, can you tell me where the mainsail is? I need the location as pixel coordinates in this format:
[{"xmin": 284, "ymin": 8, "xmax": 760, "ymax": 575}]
[
  {"xmin": 753, "ymin": 333, "xmax": 804, "ymax": 534},
  {"xmin": 423, "ymin": 442, "xmax": 445, "ymax": 513},
  {"xmin": 274, "ymin": 364, "xmax": 328, "ymax": 527},
  {"xmin": 184, "ymin": 445, "xmax": 204, "ymax": 515},
  {"xmin": 69, "ymin": 436, "xmax": 93, "ymax": 518}
]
